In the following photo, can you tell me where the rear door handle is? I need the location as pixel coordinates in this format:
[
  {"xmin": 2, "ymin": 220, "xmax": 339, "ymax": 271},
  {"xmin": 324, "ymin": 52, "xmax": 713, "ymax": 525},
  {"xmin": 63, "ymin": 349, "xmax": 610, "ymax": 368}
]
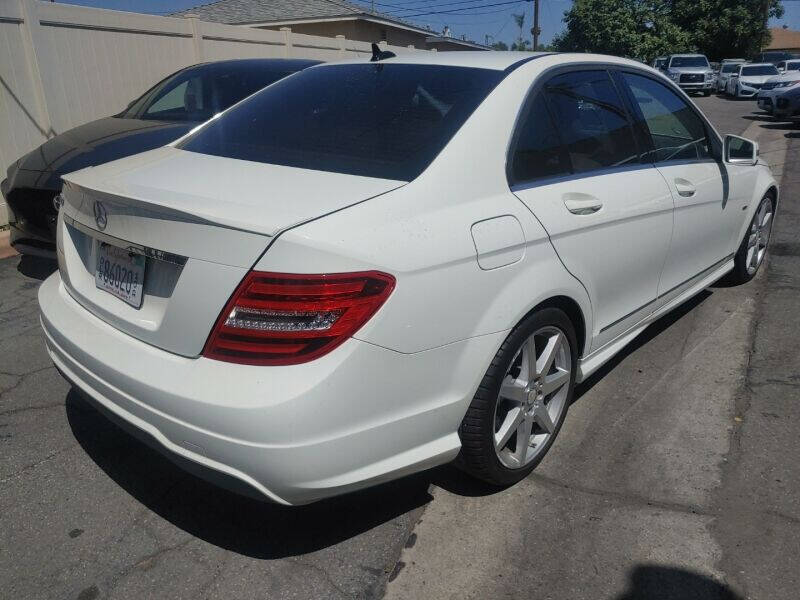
[
  {"xmin": 563, "ymin": 193, "xmax": 603, "ymax": 215},
  {"xmin": 674, "ymin": 178, "xmax": 696, "ymax": 197}
]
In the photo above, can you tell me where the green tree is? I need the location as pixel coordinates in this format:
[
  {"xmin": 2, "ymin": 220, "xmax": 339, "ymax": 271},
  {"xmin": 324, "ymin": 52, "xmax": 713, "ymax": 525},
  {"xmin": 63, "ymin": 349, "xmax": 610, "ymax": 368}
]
[
  {"xmin": 552, "ymin": 0, "xmax": 783, "ymax": 62},
  {"xmin": 491, "ymin": 41, "xmax": 509, "ymax": 50},
  {"xmin": 669, "ymin": 0, "xmax": 784, "ymax": 61}
]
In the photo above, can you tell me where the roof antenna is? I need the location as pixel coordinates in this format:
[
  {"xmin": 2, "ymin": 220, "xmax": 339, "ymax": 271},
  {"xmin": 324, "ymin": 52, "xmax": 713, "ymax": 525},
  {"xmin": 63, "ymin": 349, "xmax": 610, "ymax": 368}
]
[{"xmin": 370, "ymin": 43, "xmax": 396, "ymax": 62}]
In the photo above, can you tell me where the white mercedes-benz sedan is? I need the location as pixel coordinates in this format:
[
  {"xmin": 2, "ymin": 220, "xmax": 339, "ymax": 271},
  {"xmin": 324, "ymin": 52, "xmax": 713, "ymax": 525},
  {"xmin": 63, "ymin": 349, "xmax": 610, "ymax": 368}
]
[{"xmin": 39, "ymin": 52, "xmax": 778, "ymax": 505}]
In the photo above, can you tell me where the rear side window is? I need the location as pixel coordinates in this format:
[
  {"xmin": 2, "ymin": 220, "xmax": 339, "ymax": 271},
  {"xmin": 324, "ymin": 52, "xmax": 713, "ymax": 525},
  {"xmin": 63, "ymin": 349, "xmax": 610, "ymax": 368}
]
[
  {"xmin": 511, "ymin": 94, "xmax": 570, "ymax": 183},
  {"xmin": 543, "ymin": 70, "xmax": 639, "ymax": 174},
  {"xmin": 179, "ymin": 64, "xmax": 504, "ymax": 181},
  {"xmin": 621, "ymin": 72, "xmax": 711, "ymax": 162}
]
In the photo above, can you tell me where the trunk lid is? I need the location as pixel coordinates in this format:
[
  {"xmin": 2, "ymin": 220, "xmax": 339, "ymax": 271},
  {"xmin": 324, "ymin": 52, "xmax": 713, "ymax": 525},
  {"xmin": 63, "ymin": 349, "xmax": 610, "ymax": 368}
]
[{"xmin": 57, "ymin": 146, "xmax": 404, "ymax": 356}]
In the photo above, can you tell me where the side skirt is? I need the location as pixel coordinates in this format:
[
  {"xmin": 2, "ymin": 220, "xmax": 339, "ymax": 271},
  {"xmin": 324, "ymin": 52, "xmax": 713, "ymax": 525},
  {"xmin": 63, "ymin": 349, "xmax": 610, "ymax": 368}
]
[{"xmin": 576, "ymin": 257, "xmax": 735, "ymax": 383}]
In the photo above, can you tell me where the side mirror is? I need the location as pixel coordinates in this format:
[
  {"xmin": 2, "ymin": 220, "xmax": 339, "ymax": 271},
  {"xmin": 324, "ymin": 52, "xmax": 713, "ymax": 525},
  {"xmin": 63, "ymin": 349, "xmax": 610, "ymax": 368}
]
[{"xmin": 725, "ymin": 134, "xmax": 758, "ymax": 166}]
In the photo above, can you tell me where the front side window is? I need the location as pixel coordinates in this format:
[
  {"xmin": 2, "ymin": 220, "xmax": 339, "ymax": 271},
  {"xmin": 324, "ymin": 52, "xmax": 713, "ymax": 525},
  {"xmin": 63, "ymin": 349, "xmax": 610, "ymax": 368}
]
[
  {"xmin": 741, "ymin": 65, "xmax": 779, "ymax": 76},
  {"xmin": 787, "ymin": 61, "xmax": 800, "ymax": 72},
  {"xmin": 669, "ymin": 56, "xmax": 710, "ymax": 69},
  {"xmin": 621, "ymin": 72, "xmax": 711, "ymax": 163},
  {"xmin": 511, "ymin": 94, "xmax": 570, "ymax": 183},
  {"xmin": 179, "ymin": 64, "xmax": 504, "ymax": 181},
  {"xmin": 543, "ymin": 70, "xmax": 639, "ymax": 174}
]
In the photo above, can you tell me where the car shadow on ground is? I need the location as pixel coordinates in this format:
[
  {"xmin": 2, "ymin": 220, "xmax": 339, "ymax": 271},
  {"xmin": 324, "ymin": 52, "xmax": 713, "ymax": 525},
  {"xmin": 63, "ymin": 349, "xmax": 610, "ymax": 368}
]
[
  {"xmin": 65, "ymin": 390, "xmax": 434, "ymax": 559},
  {"xmin": 759, "ymin": 121, "xmax": 799, "ymax": 130},
  {"xmin": 741, "ymin": 113, "xmax": 779, "ymax": 121},
  {"xmin": 16, "ymin": 255, "xmax": 57, "ymax": 280},
  {"xmin": 614, "ymin": 564, "xmax": 742, "ymax": 600}
]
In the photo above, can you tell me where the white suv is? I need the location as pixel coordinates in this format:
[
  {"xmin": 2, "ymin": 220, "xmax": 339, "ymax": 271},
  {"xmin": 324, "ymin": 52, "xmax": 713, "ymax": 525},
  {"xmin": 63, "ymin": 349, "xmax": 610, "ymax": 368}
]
[{"xmin": 39, "ymin": 52, "xmax": 778, "ymax": 504}]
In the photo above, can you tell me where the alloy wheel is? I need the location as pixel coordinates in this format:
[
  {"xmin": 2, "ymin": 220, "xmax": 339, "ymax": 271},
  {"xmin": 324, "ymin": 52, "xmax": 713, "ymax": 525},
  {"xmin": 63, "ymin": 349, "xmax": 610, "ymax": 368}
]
[
  {"xmin": 494, "ymin": 326, "xmax": 571, "ymax": 469},
  {"xmin": 746, "ymin": 197, "xmax": 774, "ymax": 275}
]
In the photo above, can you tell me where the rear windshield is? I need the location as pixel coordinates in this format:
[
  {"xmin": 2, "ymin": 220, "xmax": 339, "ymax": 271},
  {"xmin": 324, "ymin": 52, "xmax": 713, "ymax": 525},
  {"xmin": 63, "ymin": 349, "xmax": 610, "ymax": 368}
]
[
  {"xmin": 721, "ymin": 64, "xmax": 740, "ymax": 73},
  {"xmin": 669, "ymin": 56, "xmax": 709, "ymax": 68},
  {"xmin": 742, "ymin": 65, "xmax": 779, "ymax": 76},
  {"xmin": 179, "ymin": 64, "xmax": 504, "ymax": 181}
]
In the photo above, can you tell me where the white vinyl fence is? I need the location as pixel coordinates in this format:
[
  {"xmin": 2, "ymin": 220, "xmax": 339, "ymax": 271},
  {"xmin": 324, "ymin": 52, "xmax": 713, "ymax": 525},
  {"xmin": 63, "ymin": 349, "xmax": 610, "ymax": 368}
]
[{"xmin": 0, "ymin": 0, "xmax": 424, "ymax": 226}]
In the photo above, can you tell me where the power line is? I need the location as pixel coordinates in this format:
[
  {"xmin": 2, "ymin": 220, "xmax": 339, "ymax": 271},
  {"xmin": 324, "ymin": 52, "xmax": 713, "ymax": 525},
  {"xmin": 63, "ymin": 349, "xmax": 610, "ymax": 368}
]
[{"xmin": 398, "ymin": 0, "xmax": 529, "ymax": 18}]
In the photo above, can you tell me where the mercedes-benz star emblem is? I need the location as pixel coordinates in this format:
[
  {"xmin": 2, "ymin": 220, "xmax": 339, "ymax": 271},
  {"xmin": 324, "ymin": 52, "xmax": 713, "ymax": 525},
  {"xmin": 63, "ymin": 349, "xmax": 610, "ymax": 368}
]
[{"xmin": 93, "ymin": 201, "xmax": 108, "ymax": 231}]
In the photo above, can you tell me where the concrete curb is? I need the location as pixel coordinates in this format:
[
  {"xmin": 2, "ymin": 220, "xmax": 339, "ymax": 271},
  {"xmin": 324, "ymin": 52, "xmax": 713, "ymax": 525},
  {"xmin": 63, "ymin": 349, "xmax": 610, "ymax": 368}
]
[{"xmin": 0, "ymin": 229, "xmax": 19, "ymax": 260}]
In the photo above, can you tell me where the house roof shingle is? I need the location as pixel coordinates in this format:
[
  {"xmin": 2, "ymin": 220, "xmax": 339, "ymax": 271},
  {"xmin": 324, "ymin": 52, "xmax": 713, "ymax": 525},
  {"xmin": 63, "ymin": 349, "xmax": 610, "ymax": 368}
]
[
  {"xmin": 766, "ymin": 27, "xmax": 800, "ymax": 51},
  {"xmin": 171, "ymin": 0, "xmax": 413, "ymax": 28}
]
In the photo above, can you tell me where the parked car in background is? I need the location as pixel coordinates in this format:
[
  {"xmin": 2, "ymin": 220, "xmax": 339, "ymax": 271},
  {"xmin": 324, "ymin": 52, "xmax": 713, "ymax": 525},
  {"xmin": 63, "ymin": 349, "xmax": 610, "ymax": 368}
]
[
  {"xmin": 777, "ymin": 58, "xmax": 800, "ymax": 73},
  {"xmin": 664, "ymin": 54, "xmax": 714, "ymax": 95},
  {"xmin": 38, "ymin": 52, "xmax": 777, "ymax": 505},
  {"xmin": 716, "ymin": 62, "xmax": 745, "ymax": 93},
  {"xmin": 774, "ymin": 84, "xmax": 800, "ymax": 120},
  {"xmin": 726, "ymin": 63, "xmax": 779, "ymax": 98},
  {"xmin": 757, "ymin": 66, "xmax": 800, "ymax": 112},
  {"xmin": 1, "ymin": 58, "xmax": 319, "ymax": 258}
]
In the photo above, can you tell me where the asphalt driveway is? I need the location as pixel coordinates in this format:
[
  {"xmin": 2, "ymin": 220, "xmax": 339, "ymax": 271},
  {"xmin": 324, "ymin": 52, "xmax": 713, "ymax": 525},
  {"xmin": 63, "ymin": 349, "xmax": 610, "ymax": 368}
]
[{"xmin": 1, "ymin": 95, "xmax": 798, "ymax": 600}]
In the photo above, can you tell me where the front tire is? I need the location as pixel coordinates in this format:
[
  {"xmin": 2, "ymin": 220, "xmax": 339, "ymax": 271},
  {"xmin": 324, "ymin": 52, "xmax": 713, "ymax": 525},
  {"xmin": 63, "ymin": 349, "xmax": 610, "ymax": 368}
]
[
  {"xmin": 457, "ymin": 308, "xmax": 577, "ymax": 486},
  {"xmin": 729, "ymin": 194, "xmax": 775, "ymax": 284}
]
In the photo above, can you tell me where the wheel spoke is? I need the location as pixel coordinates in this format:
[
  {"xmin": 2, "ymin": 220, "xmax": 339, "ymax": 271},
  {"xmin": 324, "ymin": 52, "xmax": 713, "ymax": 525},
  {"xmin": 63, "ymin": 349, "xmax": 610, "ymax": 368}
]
[
  {"xmin": 757, "ymin": 200, "xmax": 768, "ymax": 225},
  {"xmin": 535, "ymin": 332, "xmax": 563, "ymax": 377},
  {"xmin": 499, "ymin": 377, "xmax": 527, "ymax": 405},
  {"xmin": 541, "ymin": 367, "xmax": 570, "ymax": 396},
  {"xmin": 521, "ymin": 340, "xmax": 536, "ymax": 383},
  {"xmin": 761, "ymin": 210, "xmax": 772, "ymax": 230},
  {"xmin": 514, "ymin": 416, "xmax": 533, "ymax": 464},
  {"xmin": 495, "ymin": 406, "xmax": 523, "ymax": 450},
  {"xmin": 747, "ymin": 233, "xmax": 758, "ymax": 249},
  {"xmin": 750, "ymin": 244, "xmax": 760, "ymax": 269},
  {"xmin": 533, "ymin": 402, "xmax": 555, "ymax": 434}
]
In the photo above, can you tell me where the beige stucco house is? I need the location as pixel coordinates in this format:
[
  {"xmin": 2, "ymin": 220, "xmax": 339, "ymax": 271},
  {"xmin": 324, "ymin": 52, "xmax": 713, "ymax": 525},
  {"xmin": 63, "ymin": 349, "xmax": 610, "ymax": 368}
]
[{"xmin": 171, "ymin": 0, "xmax": 489, "ymax": 51}]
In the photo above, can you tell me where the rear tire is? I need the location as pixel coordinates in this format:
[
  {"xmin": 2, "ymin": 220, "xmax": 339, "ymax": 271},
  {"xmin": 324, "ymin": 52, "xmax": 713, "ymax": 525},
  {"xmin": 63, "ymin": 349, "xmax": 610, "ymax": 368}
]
[
  {"xmin": 729, "ymin": 193, "xmax": 775, "ymax": 284},
  {"xmin": 456, "ymin": 308, "xmax": 577, "ymax": 486}
]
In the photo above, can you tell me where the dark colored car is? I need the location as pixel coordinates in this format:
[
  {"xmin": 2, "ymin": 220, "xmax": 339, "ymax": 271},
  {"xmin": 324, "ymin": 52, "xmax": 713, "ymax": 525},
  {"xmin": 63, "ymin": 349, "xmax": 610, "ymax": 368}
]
[{"xmin": 1, "ymin": 58, "xmax": 319, "ymax": 257}]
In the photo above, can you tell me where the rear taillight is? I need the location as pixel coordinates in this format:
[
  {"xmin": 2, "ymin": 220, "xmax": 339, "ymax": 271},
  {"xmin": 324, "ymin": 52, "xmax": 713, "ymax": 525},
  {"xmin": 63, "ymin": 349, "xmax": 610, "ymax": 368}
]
[{"xmin": 203, "ymin": 271, "xmax": 395, "ymax": 366}]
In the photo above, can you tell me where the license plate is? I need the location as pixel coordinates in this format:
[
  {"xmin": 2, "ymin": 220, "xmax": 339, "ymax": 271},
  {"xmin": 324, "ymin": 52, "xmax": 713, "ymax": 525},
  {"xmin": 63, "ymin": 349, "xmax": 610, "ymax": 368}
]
[{"xmin": 95, "ymin": 242, "xmax": 146, "ymax": 308}]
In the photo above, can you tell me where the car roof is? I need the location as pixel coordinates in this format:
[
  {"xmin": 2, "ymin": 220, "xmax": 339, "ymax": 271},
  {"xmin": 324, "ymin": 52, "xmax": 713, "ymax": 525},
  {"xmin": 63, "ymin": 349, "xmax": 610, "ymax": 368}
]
[
  {"xmin": 313, "ymin": 51, "xmax": 649, "ymax": 72},
  {"xmin": 669, "ymin": 54, "xmax": 707, "ymax": 58},
  {"xmin": 741, "ymin": 63, "xmax": 776, "ymax": 69},
  {"xmin": 194, "ymin": 58, "xmax": 322, "ymax": 70}
]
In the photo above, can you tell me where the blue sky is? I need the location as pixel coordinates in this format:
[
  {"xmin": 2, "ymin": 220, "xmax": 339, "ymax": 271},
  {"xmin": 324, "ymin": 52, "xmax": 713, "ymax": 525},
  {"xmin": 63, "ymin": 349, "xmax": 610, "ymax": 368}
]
[{"xmin": 56, "ymin": 0, "xmax": 800, "ymax": 48}]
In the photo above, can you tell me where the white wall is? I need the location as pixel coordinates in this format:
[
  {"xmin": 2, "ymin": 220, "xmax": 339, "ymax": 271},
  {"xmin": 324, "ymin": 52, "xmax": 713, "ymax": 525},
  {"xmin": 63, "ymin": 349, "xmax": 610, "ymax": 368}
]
[{"xmin": 0, "ymin": 0, "xmax": 422, "ymax": 226}]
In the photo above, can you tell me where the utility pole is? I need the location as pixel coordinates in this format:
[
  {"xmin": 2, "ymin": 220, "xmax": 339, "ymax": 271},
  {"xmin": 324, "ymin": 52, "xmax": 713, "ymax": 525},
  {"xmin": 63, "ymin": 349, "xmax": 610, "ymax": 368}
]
[{"xmin": 530, "ymin": 0, "xmax": 541, "ymax": 51}]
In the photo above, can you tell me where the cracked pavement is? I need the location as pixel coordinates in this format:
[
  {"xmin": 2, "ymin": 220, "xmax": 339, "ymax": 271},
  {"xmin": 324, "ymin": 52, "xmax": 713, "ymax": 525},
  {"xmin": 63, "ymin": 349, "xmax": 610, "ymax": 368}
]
[{"xmin": 1, "ymin": 97, "xmax": 798, "ymax": 600}]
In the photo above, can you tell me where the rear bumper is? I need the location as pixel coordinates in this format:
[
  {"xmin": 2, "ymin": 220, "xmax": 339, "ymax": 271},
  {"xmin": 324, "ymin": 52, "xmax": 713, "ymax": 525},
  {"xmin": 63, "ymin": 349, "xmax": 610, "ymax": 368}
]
[{"xmin": 39, "ymin": 273, "xmax": 502, "ymax": 504}]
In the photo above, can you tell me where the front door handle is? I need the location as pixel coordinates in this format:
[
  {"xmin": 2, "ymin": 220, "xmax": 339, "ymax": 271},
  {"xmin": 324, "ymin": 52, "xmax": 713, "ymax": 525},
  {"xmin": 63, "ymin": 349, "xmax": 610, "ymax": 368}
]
[
  {"xmin": 563, "ymin": 193, "xmax": 603, "ymax": 215},
  {"xmin": 674, "ymin": 178, "xmax": 696, "ymax": 197}
]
